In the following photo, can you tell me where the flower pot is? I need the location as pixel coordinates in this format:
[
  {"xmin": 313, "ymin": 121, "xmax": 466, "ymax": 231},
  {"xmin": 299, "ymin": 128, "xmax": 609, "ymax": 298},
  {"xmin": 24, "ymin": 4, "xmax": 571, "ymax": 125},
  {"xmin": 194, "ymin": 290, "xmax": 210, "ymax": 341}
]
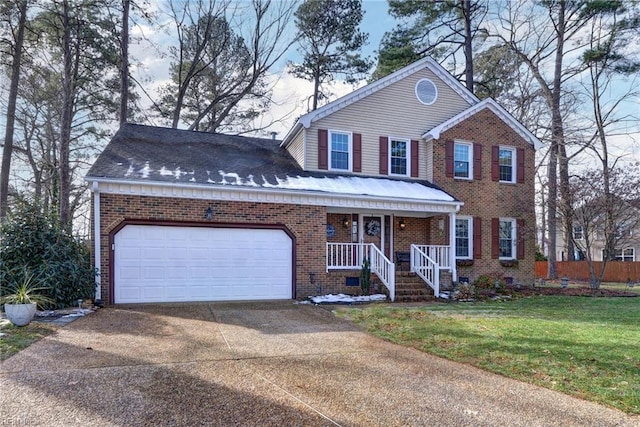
[{"xmin": 4, "ymin": 303, "xmax": 37, "ymax": 326}]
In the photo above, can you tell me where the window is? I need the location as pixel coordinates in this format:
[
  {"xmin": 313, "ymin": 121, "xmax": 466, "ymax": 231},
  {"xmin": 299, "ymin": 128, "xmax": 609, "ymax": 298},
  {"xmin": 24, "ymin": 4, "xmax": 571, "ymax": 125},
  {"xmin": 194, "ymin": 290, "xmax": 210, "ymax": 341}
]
[
  {"xmin": 499, "ymin": 147, "xmax": 516, "ymax": 183},
  {"xmin": 329, "ymin": 130, "xmax": 351, "ymax": 171},
  {"xmin": 455, "ymin": 217, "xmax": 473, "ymax": 258},
  {"xmin": 454, "ymin": 142, "xmax": 472, "ymax": 179},
  {"xmin": 415, "ymin": 79, "xmax": 438, "ymax": 105},
  {"xmin": 499, "ymin": 218, "xmax": 516, "ymax": 259},
  {"xmin": 613, "ymin": 248, "xmax": 635, "ymax": 262},
  {"xmin": 389, "ymin": 138, "xmax": 409, "ymax": 176},
  {"xmin": 573, "ymin": 225, "xmax": 583, "ymax": 240}
]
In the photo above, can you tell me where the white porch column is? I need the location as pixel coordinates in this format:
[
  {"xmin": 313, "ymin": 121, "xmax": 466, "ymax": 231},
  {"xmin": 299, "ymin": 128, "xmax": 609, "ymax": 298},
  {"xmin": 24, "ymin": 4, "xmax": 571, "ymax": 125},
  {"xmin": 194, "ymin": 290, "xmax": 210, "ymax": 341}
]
[
  {"xmin": 92, "ymin": 182, "xmax": 101, "ymax": 302},
  {"xmin": 449, "ymin": 211, "xmax": 457, "ymax": 282}
]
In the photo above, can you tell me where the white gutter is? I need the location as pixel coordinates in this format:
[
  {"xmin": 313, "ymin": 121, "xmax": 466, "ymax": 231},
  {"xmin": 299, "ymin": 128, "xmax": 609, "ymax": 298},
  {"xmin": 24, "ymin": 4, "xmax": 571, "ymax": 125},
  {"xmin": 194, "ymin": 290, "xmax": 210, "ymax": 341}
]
[
  {"xmin": 86, "ymin": 177, "xmax": 463, "ymax": 213},
  {"xmin": 92, "ymin": 181, "xmax": 101, "ymax": 302}
]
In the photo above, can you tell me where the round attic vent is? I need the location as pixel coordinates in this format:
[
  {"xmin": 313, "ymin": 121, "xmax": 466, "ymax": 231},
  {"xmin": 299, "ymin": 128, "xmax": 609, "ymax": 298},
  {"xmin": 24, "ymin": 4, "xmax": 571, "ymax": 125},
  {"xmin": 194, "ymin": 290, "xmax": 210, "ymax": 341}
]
[{"xmin": 415, "ymin": 78, "xmax": 438, "ymax": 105}]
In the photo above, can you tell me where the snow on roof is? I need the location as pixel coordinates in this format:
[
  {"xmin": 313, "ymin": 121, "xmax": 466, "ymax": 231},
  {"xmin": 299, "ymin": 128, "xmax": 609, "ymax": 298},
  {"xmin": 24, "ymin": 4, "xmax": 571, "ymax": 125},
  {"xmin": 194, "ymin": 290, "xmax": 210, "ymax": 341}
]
[{"xmin": 262, "ymin": 174, "xmax": 455, "ymax": 202}]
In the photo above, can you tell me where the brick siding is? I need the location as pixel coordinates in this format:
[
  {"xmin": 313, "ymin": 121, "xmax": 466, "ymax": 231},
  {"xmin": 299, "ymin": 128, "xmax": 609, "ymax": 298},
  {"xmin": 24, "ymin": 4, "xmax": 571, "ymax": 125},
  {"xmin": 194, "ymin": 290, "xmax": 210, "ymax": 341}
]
[
  {"xmin": 432, "ymin": 108, "xmax": 537, "ymax": 286},
  {"xmin": 96, "ymin": 194, "xmax": 327, "ymax": 303}
]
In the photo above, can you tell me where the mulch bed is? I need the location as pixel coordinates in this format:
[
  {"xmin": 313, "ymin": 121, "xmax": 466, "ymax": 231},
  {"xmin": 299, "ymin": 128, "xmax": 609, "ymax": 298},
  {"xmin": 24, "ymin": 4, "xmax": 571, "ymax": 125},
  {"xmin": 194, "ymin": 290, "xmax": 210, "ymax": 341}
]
[{"xmin": 504, "ymin": 284, "xmax": 638, "ymax": 297}]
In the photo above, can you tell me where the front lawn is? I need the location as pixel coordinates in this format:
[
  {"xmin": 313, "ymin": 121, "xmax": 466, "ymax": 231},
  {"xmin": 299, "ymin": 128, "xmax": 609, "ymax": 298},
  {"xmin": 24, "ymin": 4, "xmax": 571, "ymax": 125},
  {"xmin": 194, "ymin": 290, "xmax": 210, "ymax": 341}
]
[
  {"xmin": 0, "ymin": 320, "xmax": 55, "ymax": 361},
  {"xmin": 337, "ymin": 296, "xmax": 640, "ymax": 414}
]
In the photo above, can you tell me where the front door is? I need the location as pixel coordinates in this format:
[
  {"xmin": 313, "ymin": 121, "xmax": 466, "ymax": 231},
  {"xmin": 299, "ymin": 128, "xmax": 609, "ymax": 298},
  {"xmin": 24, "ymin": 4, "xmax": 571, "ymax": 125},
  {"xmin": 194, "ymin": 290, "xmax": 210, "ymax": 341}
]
[{"xmin": 361, "ymin": 215, "xmax": 384, "ymax": 251}]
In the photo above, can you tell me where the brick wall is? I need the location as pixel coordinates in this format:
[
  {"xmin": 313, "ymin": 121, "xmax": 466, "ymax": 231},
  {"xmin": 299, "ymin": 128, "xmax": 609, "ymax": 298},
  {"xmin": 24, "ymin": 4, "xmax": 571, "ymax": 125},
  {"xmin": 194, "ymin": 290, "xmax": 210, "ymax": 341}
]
[
  {"xmin": 96, "ymin": 194, "xmax": 327, "ymax": 303},
  {"xmin": 432, "ymin": 108, "xmax": 537, "ymax": 286},
  {"xmin": 393, "ymin": 216, "xmax": 430, "ymax": 253}
]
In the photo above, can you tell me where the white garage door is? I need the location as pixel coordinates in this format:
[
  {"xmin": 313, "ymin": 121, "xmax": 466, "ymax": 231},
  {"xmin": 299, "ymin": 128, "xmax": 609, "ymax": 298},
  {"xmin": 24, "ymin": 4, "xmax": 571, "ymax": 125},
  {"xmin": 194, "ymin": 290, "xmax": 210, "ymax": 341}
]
[{"xmin": 114, "ymin": 225, "xmax": 292, "ymax": 303}]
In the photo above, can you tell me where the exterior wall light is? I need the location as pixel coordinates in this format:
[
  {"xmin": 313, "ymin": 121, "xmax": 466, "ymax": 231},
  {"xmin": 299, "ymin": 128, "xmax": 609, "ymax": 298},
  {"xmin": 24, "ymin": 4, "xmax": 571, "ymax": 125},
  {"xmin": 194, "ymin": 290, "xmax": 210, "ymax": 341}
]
[
  {"xmin": 399, "ymin": 219, "xmax": 406, "ymax": 230},
  {"xmin": 204, "ymin": 205, "xmax": 213, "ymax": 220},
  {"xmin": 342, "ymin": 216, "xmax": 350, "ymax": 228}
]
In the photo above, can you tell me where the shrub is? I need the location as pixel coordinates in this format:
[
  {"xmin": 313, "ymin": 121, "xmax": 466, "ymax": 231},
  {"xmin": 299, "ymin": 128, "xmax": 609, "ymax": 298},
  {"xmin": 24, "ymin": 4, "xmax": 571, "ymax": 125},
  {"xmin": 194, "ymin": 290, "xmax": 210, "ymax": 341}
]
[
  {"xmin": 360, "ymin": 257, "xmax": 371, "ymax": 296},
  {"xmin": 0, "ymin": 200, "xmax": 95, "ymax": 309},
  {"xmin": 452, "ymin": 282, "xmax": 475, "ymax": 300},
  {"xmin": 535, "ymin": 246, "xmax": 547, "ymax": 261},
  {"xmin": 472, "ymin": 274, "xmax": 506, "ymax": 293}
]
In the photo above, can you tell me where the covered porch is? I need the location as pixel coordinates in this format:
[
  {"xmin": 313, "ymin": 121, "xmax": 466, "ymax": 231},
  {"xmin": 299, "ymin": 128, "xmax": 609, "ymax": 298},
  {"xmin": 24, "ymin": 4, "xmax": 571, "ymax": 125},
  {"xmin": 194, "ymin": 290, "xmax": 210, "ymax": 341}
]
[{"xmin": 325, "ymin": 210, "xmax": 460, "ymax": 301}]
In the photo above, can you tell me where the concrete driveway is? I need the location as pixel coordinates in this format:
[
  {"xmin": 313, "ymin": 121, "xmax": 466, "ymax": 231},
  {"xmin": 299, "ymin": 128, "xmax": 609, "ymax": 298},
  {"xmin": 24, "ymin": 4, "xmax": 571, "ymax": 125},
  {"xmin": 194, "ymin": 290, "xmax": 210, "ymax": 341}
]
[{"xmin": 0, "ymin": 302, "xmax": 637, "ymax": 426}]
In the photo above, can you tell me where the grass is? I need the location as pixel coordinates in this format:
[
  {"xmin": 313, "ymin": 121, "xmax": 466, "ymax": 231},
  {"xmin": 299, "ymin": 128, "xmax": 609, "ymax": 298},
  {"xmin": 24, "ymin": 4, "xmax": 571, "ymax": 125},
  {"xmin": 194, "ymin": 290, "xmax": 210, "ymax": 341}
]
[
  {"xmin": 0, "ymin": 320, "xmax": 55, "ymax": 361},
  {"xmin": 336, "ymin": 296, "xmax": 640, "ymax": 414}
]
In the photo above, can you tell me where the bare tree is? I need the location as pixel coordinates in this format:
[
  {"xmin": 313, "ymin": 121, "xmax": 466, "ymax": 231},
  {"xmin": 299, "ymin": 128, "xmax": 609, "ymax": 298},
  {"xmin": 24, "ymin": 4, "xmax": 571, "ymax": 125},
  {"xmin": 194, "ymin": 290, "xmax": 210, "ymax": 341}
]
[
  {"xmin": 292, "ymin": 0, "xmax": 371, "ymax": 111},
  {"xmin": 568, "ymin": 168, "xmax": 640, "ymax": 288},
  {"xmin": 159, "ymin": 0, "xmax": 296, "ymax": 133},
  {"xmin": 491, "ymin": 0, "xmax": 629, "ymax": 278}
]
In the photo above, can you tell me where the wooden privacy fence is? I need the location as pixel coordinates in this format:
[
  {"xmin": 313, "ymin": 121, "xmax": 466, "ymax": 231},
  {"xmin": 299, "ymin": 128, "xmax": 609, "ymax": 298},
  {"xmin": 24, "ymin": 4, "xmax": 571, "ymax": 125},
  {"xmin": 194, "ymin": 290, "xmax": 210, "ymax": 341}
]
[{"xmin": 535, "ymin": 261, "xmax": 640, "ymax": 282}]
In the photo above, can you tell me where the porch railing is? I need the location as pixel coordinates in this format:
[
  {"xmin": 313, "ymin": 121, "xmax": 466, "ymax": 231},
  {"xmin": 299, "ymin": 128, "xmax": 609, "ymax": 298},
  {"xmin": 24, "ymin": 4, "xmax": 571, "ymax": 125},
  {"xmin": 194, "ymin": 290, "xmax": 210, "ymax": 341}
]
[
  {"xmin": 326, "ymin": 242, "xmax": 395, "ymax": 302},
  {"xmin": 326, "ymin": 242, "xmax": 367, "ymax": 270},
  {"xmin": 413, "ymin": 245, "xmax": 451, "ymax": 270},
  {"xmin": 369, "ymin": 244, "xmax": 395, "ymax": 302},
  {"xmin": 410, "ymin": 244, "xmax": 440, "ymax": 297}
]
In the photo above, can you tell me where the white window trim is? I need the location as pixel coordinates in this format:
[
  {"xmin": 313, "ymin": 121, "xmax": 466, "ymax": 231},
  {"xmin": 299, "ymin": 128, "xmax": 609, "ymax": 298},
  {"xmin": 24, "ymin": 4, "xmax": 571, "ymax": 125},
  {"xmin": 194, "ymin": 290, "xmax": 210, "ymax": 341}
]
[
  {"xmin": 499, "ymin": 146, "xmax": 516, "ymax": 183},
  {"xmin": 388, "ymin": 137, "xmax": 411, "ymax": 177},
  {"xmin": 328, "ymin": 129, "xmax": 352, "ymax": 172},
  {"xmin": 573, "ymin": 225, "xmax": 584, "ymax": 240},
  {"xmin": 499, "ymin": 217, "xmax": 517, "ymax": 260},
  {"xmin": 415, "ymin": 78, "xmax": 438, "ymax": 105},
  {"xmin": 454, "ymin": 140, "xmax": 473, "ymax": 180},
  {"xmin": 455, "ymin": 215, "xmax": 473, "ymax": 259},
  {"xmin": 609, "ymin": 247, "xmax": 635, "ymax": 262}
]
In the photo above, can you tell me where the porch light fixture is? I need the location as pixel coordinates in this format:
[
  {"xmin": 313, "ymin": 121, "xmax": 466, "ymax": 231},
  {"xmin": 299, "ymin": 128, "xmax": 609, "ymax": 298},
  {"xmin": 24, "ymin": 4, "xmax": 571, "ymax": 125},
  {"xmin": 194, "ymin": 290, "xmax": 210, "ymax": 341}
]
[
  {"xmin": 399, "ymin": 219, "xmax": 406, "ymax": 230},
  {"xmin": 204, "ymin": 205, "xmax": 213, "ymax": 220},
  {"xmin": 342, "ymin": 216, "xmax": 350, "ymax": 228}
]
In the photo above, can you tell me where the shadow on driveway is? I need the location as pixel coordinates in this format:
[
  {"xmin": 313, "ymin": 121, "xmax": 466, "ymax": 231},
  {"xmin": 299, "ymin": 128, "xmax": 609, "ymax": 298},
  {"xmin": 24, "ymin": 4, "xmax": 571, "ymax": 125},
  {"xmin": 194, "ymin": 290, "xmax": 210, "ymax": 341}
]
[{"xmin": 1, "ymin": 301, "xmax": 637, "ymax": 427}]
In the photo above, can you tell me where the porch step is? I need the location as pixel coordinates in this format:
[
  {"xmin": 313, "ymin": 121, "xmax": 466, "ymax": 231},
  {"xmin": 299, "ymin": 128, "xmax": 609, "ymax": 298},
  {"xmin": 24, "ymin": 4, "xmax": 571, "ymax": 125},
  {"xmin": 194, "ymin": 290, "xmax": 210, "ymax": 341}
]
[{"xmin": 394, "ymin": 279, "xmax": 436, "ymax": 303}]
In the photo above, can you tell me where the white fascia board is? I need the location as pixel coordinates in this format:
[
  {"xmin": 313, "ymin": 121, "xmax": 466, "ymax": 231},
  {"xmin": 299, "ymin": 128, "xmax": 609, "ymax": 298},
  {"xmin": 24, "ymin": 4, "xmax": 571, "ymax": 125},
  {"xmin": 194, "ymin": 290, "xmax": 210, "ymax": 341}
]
[
  {"xmin": 422, "ymin": 98, "xmax": 543, "ymax": 150},
  {"xmin": 86, "ymin": 178, "xmax": 463, "ymax": 214},
  {"xmin": 280, "ymin": 121, "xmax": 304, "ymax": 148}
]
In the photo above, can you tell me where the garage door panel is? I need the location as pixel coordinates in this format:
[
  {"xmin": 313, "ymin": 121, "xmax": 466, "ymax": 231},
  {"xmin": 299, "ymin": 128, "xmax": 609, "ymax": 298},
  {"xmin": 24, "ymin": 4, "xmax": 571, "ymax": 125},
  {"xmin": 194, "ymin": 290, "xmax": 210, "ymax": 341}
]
[{"xmin": 114, "ymin": 225, "xmax": 292, "ymax": 303}]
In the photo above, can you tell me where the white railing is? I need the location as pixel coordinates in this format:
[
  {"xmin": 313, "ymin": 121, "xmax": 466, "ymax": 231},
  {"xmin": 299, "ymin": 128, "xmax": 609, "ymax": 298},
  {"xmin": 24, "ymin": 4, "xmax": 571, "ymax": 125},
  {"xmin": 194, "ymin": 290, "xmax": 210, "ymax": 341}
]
[
  {"xmin": 326, "ymin": 242, "xmax": 395, "ymax": 302},
  {"xmin": 410, "ymin": 244, "xmax": 440, "ymax": 297},
  {"xmin": 369, "ymin": 244, "xmax": 395, "ymax": 302},
  {"xmin": 326, "ymin": 242, "xmax": 367, "ymax": 270},
  {"xmin": 413, "ymin": 245, "xmax": 451, "ymax": 270}
]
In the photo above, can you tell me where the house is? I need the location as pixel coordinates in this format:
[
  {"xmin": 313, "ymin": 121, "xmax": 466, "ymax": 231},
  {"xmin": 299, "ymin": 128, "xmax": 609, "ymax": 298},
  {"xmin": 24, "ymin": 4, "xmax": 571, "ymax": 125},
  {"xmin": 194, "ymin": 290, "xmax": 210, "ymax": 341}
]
[
  {"xmin": 556, "ymin": 202, "xmax": 640, "ymax": 263},
  {"xmin": 85, "ymin": 57, "xmax": 541, "ymax": 305}
]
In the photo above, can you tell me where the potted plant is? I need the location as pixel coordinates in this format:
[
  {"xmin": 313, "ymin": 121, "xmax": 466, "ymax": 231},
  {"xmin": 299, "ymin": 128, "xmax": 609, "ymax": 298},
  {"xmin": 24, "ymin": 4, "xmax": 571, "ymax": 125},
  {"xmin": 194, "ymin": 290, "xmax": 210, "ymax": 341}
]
[{"xmin": 0, "ymin": 269, "xmax": 53, "ymax": 326}]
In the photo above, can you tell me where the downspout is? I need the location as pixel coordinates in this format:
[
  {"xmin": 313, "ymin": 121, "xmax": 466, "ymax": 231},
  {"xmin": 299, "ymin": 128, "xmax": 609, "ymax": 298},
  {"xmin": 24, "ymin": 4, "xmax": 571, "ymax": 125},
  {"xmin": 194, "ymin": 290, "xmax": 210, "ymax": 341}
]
[{"xmin": 92, "ymin": 181, "xmax": 101, "ymax": 302}]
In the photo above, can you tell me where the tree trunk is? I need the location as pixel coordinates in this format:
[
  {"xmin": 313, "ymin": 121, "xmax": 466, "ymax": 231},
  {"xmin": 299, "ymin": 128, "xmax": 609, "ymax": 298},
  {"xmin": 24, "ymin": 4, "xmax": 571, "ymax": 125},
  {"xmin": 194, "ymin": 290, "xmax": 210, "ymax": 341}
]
[
  {"xmin": 0, "ymin": 0, "xmax": 28, "ymax": 220},
  {"xmin": 546, "ymin": 1, "xmax": 568, "ymax": 279},
  {"xmin": 546, "ymin": 143, "xmax": 558, "ymax": 277},
  {"xmin": 461, "ymin": 0, "xmax": 474, "ymax": 93},
  {"xmin": 59, "ymin": 0, "xmax": 74, "ymax": 230},
  {"xmin": 119, "ymin": 0, "xmax": 130, "ymax": 125},
  {"xmin": 312, "ymin": 70, "xmax": 321, "ymax": 111}
]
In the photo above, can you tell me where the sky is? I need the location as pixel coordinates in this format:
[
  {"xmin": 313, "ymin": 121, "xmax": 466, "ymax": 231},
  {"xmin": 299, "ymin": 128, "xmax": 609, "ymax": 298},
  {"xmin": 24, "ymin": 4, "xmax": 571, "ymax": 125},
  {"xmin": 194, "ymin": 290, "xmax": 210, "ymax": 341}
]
[
  {"xmin": 127, "ymin": 0, "xmax": 638, "ymax": 164},
  {"xmin": 129, "ymin": 0, "xmax": 396, "ymax": 138}
]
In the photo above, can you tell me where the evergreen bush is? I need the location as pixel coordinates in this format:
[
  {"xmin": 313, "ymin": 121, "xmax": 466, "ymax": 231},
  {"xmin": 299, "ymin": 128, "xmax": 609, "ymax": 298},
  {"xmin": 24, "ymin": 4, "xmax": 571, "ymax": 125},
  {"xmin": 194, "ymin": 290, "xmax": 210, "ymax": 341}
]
[{"xmin": 0, "ymin": 200, "xmax": 95, "ymax": 309}]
